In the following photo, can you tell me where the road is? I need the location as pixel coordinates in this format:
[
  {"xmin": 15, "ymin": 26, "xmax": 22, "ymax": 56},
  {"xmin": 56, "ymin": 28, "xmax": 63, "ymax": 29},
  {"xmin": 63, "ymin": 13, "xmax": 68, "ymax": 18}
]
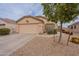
[{"xmin": 0, "ymin": 34, "xmax": 36, "ymax": 56}]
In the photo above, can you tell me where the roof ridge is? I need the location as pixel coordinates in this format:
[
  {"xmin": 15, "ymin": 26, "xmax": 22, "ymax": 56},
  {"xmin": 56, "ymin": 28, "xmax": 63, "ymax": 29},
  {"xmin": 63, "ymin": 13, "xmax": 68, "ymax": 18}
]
[
  {"xmin": 68, "ymin": 21, "xmax": 79, "ymax": 27},
  {"xmin": 35, "ymin": 16, "xmax": 47, "ymax": 19},
  {"xmin": 16, "ymin": 16, "xmax": 45, "ymax": 23},
  {"xmin": 0, "ymin": 18, "xmax": 16, "ymax": 24},
  {"xmin": 0, "ymin": 18, "xmax": 4, "ymax": 20}
]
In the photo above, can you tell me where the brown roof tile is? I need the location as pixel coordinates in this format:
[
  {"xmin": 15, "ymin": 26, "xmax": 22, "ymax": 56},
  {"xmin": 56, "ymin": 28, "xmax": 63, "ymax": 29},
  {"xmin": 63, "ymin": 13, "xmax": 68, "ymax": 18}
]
[
  {"xmin": 16, "ymin": 16, "xmax": 45, "ymax": 23},
  {"xmin": 68, "ymin": 22, "xmax": 79, "ymax": 27},
  {"xmin": 35, "ymin": 16, "xmax": 48, "ymax": 20},
  {"xmin": 0, "ymin": 18, "xmax": 16, "ymax": 24}
]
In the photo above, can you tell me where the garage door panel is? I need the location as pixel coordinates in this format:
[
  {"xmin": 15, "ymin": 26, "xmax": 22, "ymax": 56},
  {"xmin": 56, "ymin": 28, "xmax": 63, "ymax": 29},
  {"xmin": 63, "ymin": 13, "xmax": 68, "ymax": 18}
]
[{"xmin": 19, "ymin": 24, "xmax": 43, "ymax": 33}]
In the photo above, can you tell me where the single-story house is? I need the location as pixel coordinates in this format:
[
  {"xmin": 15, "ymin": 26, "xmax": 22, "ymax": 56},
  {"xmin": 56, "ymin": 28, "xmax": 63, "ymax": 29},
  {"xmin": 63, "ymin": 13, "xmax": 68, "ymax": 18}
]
[
  {"xmin": 68, "ymin": 22, "xmax": 79, "ymax": 34},
  {"xmin": 0, "ymin": 18, "xmax": 16, "ymax": 33},
  {"xmin": 0, "ymin": 16, "xmax": 57, "ymax": 34},
  {"xmin": 16, "ymin": 16, "xmax": 57, "ymax": 34}
]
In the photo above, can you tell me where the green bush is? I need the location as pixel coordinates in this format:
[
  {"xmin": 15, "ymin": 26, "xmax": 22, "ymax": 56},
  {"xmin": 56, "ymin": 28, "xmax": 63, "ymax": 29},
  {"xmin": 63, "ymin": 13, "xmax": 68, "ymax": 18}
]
[
  {"xmin": 0, "ymin": 28, "xmax": 10, "ymax": 35},
  {"xmin": 47, "ymin": 29, "xmax": 57, "ymax": 34},
  {"xmin": 47, "ymin": 30, "xmax": 53, "ymax": 34},
  {"xmin": 70, "ymin": 37, "xmax": 79, "ymax": 44},
  {"xmin": 45, "ymin": 24, "xmax": 57, "ymax": 34}
]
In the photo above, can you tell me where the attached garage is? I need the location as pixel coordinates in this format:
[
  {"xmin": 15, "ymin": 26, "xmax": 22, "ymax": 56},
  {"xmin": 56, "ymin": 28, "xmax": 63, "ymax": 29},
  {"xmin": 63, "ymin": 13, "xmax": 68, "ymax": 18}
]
[
  {"xmin": 18, "ymin": 23, "xmax": 43, "ymax": 33},
  {"xmin": 16, "ymin": 16, "xmax": 45, "ymax": 34}
]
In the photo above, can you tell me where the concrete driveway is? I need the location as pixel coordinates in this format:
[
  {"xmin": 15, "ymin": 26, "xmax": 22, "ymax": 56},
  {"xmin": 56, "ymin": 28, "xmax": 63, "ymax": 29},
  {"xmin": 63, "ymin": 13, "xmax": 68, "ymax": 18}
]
[{"xmin": 0, "ymin": 34, "xmax": 36, "ymax": 56}]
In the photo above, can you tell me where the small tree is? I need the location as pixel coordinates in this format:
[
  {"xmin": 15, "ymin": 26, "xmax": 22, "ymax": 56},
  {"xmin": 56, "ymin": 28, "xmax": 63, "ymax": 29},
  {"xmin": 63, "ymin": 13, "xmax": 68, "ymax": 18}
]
[{"xmin": 42, "ymin": 3, "xmax": 78, "ymax": 43}]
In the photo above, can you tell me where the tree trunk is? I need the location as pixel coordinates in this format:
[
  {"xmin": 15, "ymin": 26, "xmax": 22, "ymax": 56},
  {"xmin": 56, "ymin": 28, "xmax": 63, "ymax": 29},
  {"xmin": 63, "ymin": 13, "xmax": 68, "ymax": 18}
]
[
  {"xmin": 67, "ymin": 33, "xmax": 71, "ymax": 46},
  {"xmin": 58, "ymin": 21, "xmax": 63, "ymax": 43}
]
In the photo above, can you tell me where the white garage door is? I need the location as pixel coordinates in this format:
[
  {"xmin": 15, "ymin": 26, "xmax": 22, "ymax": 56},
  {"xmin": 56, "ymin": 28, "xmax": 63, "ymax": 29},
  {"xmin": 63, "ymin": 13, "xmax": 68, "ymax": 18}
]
[{"xmin": 19, "ymin": 24, "xmax": 43, "ymax": 33}]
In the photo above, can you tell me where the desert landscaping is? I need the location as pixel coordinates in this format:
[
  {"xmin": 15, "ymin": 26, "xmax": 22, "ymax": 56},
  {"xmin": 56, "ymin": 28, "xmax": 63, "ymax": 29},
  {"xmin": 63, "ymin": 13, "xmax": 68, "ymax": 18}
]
[
  {"xmin": 0, "ymin": 3, "xmax": 79, "ymax": 56},
  {"xmin": 10, "ymin": 33, "xmax": 79, "ymax": 56}
]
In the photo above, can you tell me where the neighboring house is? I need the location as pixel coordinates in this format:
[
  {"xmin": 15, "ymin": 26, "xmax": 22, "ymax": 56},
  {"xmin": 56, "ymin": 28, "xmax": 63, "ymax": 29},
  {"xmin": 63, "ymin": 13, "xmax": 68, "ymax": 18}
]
[
  {"xmin": 16, "ymin": 16, "xmax": 57, "ymax": 34},
  {"xmin": 58, "ymin": 26, "xmax": 69, "ymax": 30},
  {"xmin": 0, "ymin": 18, "xmax": 16, "ymax": 33},
  {"xmin": 68, "ymin": 22, "xmax": 79, "ymax": 34}
]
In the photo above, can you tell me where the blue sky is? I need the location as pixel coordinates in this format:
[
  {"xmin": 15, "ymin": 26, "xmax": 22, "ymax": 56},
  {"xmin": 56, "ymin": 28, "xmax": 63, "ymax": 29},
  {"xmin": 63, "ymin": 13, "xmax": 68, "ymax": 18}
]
[
  {"xmin": 0, "ymin": 3, "xmax": 79, "ymax": 27},
  {"xmin": 0, "ymin": 3, "xmax": 43, "ymax": 20}
]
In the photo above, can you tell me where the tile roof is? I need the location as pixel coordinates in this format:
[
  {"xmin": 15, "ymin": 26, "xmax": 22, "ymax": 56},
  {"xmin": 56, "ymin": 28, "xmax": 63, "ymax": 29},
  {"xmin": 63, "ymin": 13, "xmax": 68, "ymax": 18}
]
[
  {"xmin": 16, "ymin": 16, "xmax": 57, "ymax": 25},
  {"xmin": 16, "ymin": 16, "xmax": 45, "ymax": 23},
  {"xmin": 35, "ymin": 16, "xmax": 48, "ymax": 20},
  {"xmin": 68, "ymin": 22, "xmax": 79, "ymax": 27},
  {"xmin": 0, "ymin": 18, "xmax": 16, "ymax": 24}
]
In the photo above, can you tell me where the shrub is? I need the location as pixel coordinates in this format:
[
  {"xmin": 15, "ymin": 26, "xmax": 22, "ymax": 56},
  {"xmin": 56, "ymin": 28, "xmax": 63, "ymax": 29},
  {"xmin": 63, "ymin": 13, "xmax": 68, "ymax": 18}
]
[
  {"xmin": 52, "ymin": 29, "xmax": 57, "ymax": 34},
  {"xmin": 46, "ymin": 29, "xmax": 57, "ymax": 34},
  {"xmin": 45, "ymin": 24, "xmax": 57, "ymax": 34},
  {"xmin": 0, "ymin": 28, "xmax": 10, "ymax": 35},
  {"xmin": 62, "ymin": 29, "xmax": 73, "ymax": 35},
  {"xmin": 62, "ymin": 29, "xmax": 66, "ymax": 33},
  {"xmin": 70, "ymin": 37, "xmax": 79, "ymax": 44},
  {"xmin": 47, "ymin": 30, "xmax": 52, "ymax": 34}
]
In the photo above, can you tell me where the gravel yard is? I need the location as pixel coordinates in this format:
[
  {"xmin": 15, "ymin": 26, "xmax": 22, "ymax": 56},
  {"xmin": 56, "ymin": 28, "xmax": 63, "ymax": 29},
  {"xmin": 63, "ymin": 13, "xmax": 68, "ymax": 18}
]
[
  {"xmin": 11, "ymin": 33, "xmax": 79, "ymax": 56},
  {"xmin": 0, "ymin": 33, "xmax": 36, "ymax": 56}
]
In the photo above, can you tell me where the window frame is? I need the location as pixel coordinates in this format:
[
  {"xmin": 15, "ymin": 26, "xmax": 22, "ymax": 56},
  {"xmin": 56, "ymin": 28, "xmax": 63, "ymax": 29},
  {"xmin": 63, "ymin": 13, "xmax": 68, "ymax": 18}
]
[{"xmin": 0, "ymin": 24, "xmax": 5, "ymax": 26}]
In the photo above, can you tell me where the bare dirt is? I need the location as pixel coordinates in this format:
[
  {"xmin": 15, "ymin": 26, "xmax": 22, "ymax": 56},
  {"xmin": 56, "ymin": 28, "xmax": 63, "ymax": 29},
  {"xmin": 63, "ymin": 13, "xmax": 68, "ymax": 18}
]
[{"xmin": 11, "ymin": 34, "xmax": 79, "ymax": 56}]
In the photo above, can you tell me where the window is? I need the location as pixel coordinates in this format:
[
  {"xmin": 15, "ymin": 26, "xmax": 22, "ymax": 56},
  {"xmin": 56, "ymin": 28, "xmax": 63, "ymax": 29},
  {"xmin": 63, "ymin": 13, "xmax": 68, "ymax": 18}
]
[
  {"xmin": 0, "ymin": 24, "xmax": 5, "ymax": 26},
  {"xmin": 0, "ymin": 24, "xmax": 5, "ymax": 28},
  {"xmin": 71, "ymin": 26, "xmax": 73, "ymax": 29},
  {"xmin": 74, "ymin": 25, "xmax": 76, "ymax": 29}
]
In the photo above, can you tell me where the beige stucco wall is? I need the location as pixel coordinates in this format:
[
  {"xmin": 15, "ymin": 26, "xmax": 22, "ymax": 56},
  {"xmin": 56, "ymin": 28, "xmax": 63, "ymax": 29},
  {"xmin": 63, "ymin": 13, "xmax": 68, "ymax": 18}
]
[
  {"xmin": 17, "ymin": 17, "xmax": 42, "ymax": 24},
  {"xmin": 0, "ymin": 20, "xmax": 16, "ymax": 33},
  {"xmin": 6, "ymin": 23, "xmax": 16, "ymax": 33},
  {"xmin": 36, "ymin": 17, "xmax": 47, "ymax": 24},
  {"xmin": 69, "ymin": 24, "xmax": 79, "ymax": 33},
  {"xmin": 73, "ymin": 24, "xmax": 79, "ymax": 33},
  {"xmin": 0, "ymin": 20, "xmax": 5, "ymax": 24},
  {"xmin": 16, "ymin": 17, "xmax": 44, "ymax": 33}
]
